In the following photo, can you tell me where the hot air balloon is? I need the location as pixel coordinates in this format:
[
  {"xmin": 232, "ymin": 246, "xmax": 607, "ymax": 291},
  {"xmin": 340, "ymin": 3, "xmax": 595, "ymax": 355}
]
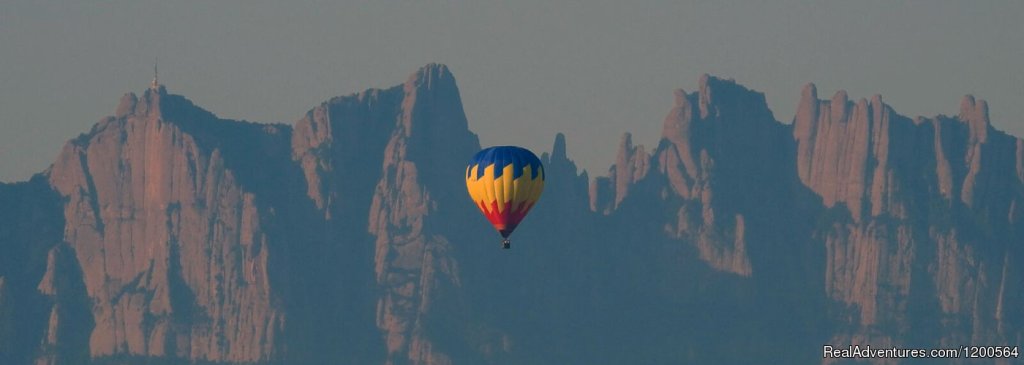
[{"xmin": 465, "ymin": 146, "xmax": 545, "ymax": 249}]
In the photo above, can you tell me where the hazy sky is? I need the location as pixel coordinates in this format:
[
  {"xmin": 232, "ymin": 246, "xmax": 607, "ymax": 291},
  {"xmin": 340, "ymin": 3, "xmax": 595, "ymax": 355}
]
[{"xmin": 1, "ymin": 1, "xmax": 1021, "ymax": 182}]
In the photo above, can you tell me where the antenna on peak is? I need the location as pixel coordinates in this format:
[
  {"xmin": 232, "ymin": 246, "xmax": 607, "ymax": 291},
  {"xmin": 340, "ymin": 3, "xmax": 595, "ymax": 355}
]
[{"xmin": 150, "ymin": 58, "xmax": 159, "ymax": 90}]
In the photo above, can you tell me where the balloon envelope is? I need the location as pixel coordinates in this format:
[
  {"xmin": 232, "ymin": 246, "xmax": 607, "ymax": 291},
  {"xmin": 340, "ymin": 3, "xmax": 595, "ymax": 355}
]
[{"xmin": 465, "ymin": 146, "xmax": 545, "ymax": 238}]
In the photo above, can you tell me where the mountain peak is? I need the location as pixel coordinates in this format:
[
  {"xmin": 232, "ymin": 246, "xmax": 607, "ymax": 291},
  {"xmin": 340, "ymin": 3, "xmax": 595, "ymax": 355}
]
[
  {"xmin": 958, "ymin": 94, "xmax": 990, "ymax": 125},
  {"xmin": 802, "ymin": 83, "xmax": 818, "ymax": 101},
  {"xmin": 698, "ymin": 73, "xmax": 713, "ymax": 89},
  {"xmin": 694, "ymin": 74, "xmax": 774, "ymax": 121},
  {"xmin": 406, "ymin": 63, "xmax": 455, "ymax": 90},
  {"xmin": 870, "ymin": 94, "xmax": 884, "ymax": 109},
  {"xmin": 794, "ymin": 84, "xmax": 820, "ymax": 132},
  {"xmin": 552, "ymin": 132, "xmax": 568, "ymax": 160},
  {"xmin": 960, "ymin": 94, "xmax": 976, "ymax": 109},
  {"xmin": 697, "ymin": 74, "xmax": 741, "ymax": 97},
  {"xmin": 395, "ymin": 63, "xmax": 469, "ymax": 137},
  {"xmin": 663, "ymin": 89, "xmax": 694, "ymax": 146},
  {"xmin": 958, "ymin": 94, "xmax": 990, "ymax": 143},
  {"xmin": 830, "ymin": 90, "xmax": 850, "ymax": 122},
  {"xmin": 110, "ymin": 86, "xmax": 165, "ymax": 121},
  {"xmin": 697, "ymin": 73, "xmax": 736, "ymax": 94},
  {"xmin": 673, "ymin": 89, "xmax": 690, "ymax": 107},
  {"xmin": 619, "ymin": 132, "xmax": 633, "ymax": 149},
  {"xmin": 115, "ymin": 93, "xmax": 139, "ymax": 118},
  {"xmin": 831, "ymin": 90, "xmax": 849, "ymax": 105}
]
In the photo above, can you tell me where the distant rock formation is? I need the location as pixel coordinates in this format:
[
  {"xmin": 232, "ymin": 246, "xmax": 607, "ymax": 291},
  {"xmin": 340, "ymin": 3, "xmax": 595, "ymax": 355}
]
[
  {"xmin": 0, "ymin": 65, "xmax": 1020, "ymax": 365},
  {"xmin": 44, "ymin": 85, "xmax": 293, "ymax": 363},
  {"xmin": 793, "ymin": 85, "xmax": 1023, "ymax": 363}
]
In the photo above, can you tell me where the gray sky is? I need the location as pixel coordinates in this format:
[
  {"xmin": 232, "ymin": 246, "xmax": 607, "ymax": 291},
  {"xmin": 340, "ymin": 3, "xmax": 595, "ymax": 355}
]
[{"xmin": 1, "ymin": 1, "xmax": 1021, "ymax": 182}]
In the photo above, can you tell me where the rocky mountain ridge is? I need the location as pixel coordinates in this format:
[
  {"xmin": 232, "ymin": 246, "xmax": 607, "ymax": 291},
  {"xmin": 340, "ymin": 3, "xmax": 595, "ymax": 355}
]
[{"xmin": 0, "ymin": 65, "xmax": 1020, "ymax": 364}]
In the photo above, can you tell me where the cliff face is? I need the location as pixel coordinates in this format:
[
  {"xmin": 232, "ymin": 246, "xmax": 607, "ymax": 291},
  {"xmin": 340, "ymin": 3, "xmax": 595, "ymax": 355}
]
[
  {"xmin": 359, "ymin": 64, "xmax": 481, "ymax": 365},
  {"xmin": 793, "ymin": 86, "xmax": 1024, "ymax": 363},
  {"xmin": 572, "ymin": 74, "xmax": 1022, "ymax": 364},
  {"xmin": 0, "ymin": 65, "xmax": 1021, "ymax": 364},
  {"xmin": 291, "ymin": 64, "xmax": 486, "ymax": 365},
  {"xmin": 40, "ymin": 86, "xmax": 298, "ymax": 363},
  {"xmin": 575, "ymin": 76, "xmax": 827, "ymax": 364}
]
